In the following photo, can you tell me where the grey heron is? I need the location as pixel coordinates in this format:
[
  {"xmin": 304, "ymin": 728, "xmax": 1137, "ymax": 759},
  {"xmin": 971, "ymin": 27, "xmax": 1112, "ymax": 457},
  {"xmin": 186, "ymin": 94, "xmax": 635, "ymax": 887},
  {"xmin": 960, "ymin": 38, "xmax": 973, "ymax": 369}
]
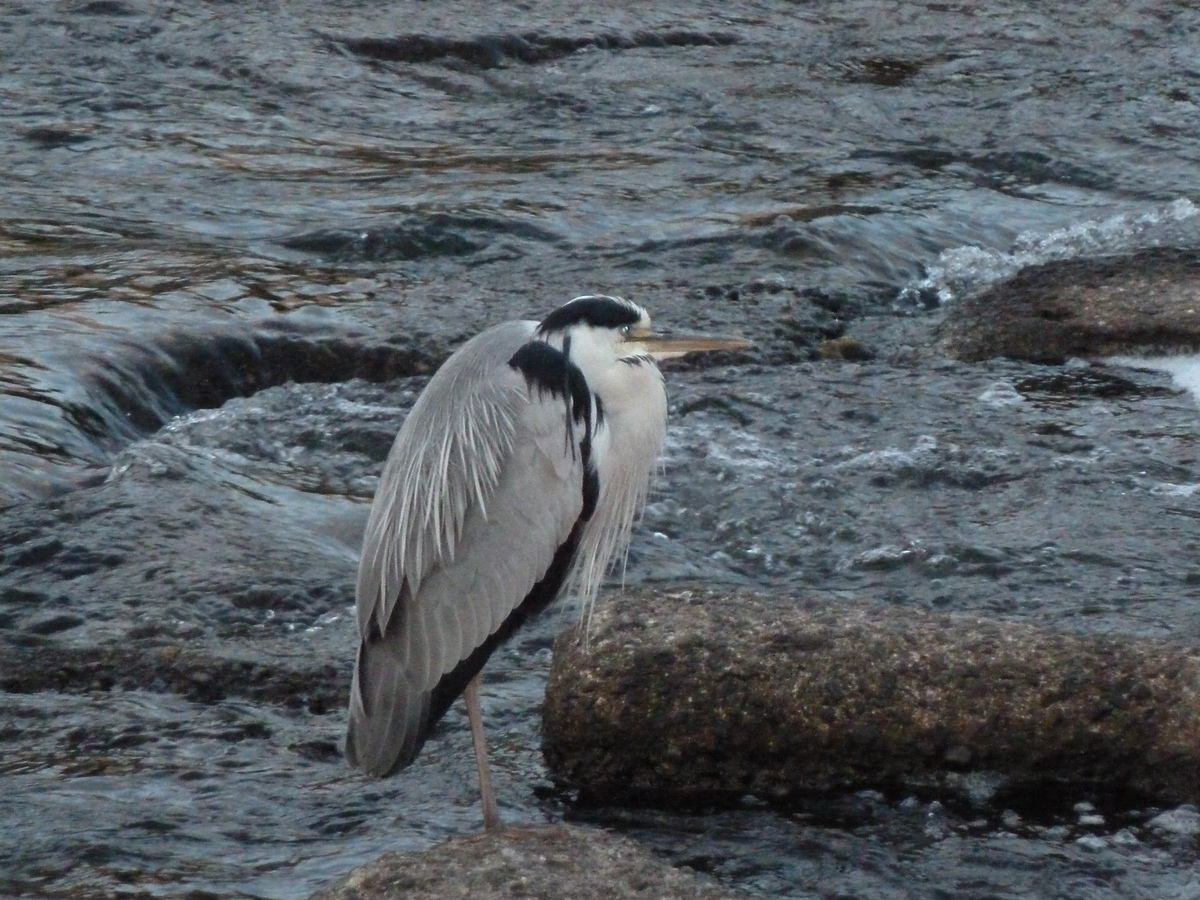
[{"xmin": 346, "ymin": 294, "xmax": 750, "ymax": 829}]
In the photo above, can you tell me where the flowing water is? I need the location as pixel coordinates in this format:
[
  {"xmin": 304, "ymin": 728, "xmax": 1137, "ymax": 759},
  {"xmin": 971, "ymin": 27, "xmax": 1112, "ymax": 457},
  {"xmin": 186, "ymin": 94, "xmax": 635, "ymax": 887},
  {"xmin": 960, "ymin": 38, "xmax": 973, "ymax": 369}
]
[{"xmin": 4, "ymin": 1, "xmax": 1200, "ymax": 897}]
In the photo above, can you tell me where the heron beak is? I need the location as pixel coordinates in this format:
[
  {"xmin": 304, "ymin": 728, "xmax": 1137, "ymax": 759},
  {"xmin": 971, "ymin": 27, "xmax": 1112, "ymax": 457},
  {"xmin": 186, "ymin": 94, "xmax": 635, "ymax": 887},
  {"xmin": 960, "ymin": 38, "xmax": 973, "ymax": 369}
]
[{"xmin": 634, "ymin": 329, "xmax": 753, "ymax": 361}]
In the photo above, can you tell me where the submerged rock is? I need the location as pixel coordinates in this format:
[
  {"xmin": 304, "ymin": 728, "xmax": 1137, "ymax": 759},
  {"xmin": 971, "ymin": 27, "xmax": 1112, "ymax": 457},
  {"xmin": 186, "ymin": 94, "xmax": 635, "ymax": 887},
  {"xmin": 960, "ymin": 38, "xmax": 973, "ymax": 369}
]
[
  {"xmin": 309, "ymin": 824, "xmax": 742, "ymax": 900},
  {"xmin": 543, "ymin": 588, "xmax": 1200, "ymax": 805},
  {"xmin": 936, "ymin": 247, "xmax": 1200, "ymax": 362}
]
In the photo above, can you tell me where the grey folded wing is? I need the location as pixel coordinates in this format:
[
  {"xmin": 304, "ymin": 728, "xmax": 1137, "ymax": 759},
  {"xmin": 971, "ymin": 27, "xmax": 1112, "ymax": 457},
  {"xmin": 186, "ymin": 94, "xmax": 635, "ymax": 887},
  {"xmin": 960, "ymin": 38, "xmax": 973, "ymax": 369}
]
[{"xmin": 347, "ymin": 321, "xmax": 588, "ymax": 775}]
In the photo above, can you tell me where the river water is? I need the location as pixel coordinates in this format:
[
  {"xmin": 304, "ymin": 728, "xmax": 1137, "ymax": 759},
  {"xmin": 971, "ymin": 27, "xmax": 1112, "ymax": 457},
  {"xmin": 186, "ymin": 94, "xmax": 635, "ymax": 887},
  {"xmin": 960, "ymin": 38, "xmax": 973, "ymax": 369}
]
[{"xmin": 3, "ymin": 1, "xmax": 1200, "ymax": 897}]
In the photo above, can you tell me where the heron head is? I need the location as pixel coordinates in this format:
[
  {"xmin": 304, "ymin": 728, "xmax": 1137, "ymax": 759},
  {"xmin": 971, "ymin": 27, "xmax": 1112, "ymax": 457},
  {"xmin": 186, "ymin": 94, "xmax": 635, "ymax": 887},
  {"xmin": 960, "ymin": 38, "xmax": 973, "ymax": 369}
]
[{"xmin": 536, "ymin": 295, "xmax": 751, "ymax": 364}]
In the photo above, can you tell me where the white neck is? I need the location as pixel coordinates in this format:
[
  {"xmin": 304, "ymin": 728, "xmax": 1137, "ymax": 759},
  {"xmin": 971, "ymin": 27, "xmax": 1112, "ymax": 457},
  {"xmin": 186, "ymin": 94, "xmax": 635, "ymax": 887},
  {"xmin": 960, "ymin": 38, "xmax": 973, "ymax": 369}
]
[{"xmin": 560, "ymin": 333, "xmax": 667, "ymax": 619}]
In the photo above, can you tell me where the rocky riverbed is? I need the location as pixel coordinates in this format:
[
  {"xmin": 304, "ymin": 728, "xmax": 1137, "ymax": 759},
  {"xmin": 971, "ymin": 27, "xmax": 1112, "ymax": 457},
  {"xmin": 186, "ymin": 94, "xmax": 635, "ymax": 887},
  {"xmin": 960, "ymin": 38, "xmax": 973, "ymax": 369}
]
[{"xmin": 5, "ymin": 1, "xmax": 1200, "ymax": 898}]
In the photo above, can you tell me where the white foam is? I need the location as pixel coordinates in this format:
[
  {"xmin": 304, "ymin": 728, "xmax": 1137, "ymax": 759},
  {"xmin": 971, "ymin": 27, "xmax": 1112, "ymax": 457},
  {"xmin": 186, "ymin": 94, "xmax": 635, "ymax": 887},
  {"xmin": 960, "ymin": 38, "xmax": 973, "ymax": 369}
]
[
  {"xmin": 901, "ymin": 198, "xmax": 1200, "ymax": 306},
  {"xmin": 978, "ymin": 381, "xmax": 1025, "ymax": 407},
  {"xmin": 1107, "ymin": 353, "xmax": 1200, "ymax": 406}
]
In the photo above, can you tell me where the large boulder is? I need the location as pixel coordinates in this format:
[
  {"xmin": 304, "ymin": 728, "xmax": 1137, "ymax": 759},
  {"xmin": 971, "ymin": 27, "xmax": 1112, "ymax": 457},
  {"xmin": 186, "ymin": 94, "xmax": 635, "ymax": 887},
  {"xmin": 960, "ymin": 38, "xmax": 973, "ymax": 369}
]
[{"xmin": 543, "ymin": 588, "xmax": 1200, "ymax": 804}]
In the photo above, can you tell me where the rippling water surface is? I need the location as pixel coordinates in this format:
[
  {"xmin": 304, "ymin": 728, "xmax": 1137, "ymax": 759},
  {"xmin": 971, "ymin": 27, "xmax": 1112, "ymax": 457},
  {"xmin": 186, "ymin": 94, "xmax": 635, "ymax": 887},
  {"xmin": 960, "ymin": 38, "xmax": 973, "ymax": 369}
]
[{"xmin": 4, "ymin": 1, "xmax": 1200, "ymax": 897}]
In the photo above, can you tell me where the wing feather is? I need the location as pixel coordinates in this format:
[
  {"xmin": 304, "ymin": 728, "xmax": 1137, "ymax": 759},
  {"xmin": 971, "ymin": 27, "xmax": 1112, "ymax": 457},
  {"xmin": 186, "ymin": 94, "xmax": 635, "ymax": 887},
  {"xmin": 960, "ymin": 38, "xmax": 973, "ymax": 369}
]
[
  {"xmin": 347, "ymin": 320, "xmax": 590, "ymax": 776},
  {"xmin": 356, "ymin": 322, "xmax": 533, "ymax": 638},
  {"xmin": 433, "ymin": 592, "xmax": 465, "ymax": 675}
]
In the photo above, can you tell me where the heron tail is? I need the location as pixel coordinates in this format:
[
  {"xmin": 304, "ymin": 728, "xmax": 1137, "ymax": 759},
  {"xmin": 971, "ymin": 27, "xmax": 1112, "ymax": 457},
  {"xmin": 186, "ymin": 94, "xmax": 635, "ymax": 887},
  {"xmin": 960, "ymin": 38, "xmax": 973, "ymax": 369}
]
[{"xmin": 345, "ymin": 638, "xmax": 431, "ymax": 776}]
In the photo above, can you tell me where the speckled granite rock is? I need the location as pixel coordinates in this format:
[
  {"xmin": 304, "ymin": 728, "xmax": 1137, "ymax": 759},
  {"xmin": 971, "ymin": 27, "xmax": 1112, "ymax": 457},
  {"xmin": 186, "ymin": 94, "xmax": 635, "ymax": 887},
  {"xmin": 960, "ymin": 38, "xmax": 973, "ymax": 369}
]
[
  {"xmin": 308, "ymin": 824, "xmax": 744, "ymax": 900},
  {"xmin": 543, "ymin": 588, "xmax": 1200, "ymax": 804},
  {"xmin": 936, "ymin": 247, "xmax": 1200, "ymax": 362}
]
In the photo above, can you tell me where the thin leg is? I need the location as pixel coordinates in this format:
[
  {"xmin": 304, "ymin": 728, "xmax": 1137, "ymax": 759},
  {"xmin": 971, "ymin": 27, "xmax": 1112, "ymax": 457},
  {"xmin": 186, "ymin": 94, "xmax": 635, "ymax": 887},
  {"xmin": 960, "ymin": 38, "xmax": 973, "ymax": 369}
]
[{"xmin": 463, "ymin": 674, "xmax": 500, "ymax": 831}]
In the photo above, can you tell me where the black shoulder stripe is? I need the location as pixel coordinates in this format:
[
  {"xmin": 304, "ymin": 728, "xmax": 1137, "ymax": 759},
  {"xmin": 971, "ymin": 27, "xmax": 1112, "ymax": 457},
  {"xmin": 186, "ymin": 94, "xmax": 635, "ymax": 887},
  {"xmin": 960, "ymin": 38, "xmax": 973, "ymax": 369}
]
[
  {"xmin": 508, "ymin": 341, "xmax": 593, "ymax": 430},
  {"xmin": 509, "ymin": 340, "xmax": 601, "ymax": 502},
  {"xmin": 509, "ymin": 340, "xmax": 567, "ymax": 392}
]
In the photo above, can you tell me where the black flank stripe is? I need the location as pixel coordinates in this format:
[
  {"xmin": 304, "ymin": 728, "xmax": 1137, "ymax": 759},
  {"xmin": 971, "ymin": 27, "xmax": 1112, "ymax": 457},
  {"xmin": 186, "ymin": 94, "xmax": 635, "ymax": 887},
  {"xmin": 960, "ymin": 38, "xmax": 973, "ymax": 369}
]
[
  {"xmin": 581, "ymin": 468, "xmax": 599, "ymax": 521},
  {"xmin": 424, "ymin": 512, "xmax": 588, "ymax": 740}
]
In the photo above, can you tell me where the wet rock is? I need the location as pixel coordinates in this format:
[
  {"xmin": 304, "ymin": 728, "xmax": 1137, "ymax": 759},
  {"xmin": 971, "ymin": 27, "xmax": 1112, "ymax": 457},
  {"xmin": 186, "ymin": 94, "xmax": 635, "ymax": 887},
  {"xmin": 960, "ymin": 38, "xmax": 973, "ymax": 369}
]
[
  {"xmin": 90, "ymin": 324, "xmax": 436, "ymax": 440},
  {"xmin": 0, "ymin": 641, "xmax": 345, "ymax": 712},
  {"xmin": 0, "ymin": 316, "xmax": 437, "ymax": 509},
  {"xmin": 21, "ymin": 611, "xmax": 85, "ymax": 636},
  {"xmin": 937, "ymin": 248, "xmax": 1200, "ymax": 362},
  {"xmin": 0, "ymin": 468, "xmax": 358, "ymax": 711},
  {"xmin": 543, "ymin": 588, "xmax": 1200, "ymax": 806},
  {"xmin": 23, "ymin": 126, "xmax": 92, "ymax": 149},
  {"xmin": 283, "ymin": 221, "xmax": 484, "ymax": 263},
  {"xmin": 73, "ymin": 1, "xmax": 138, "ymax": 15},
  {"xmin": 282, "ymin": 213, "xmax": 565, "ymax": 263},
  {"xmin": 333, "ymin": 30, "xmax": 739, "ymax": 70},
  {"xmin": 819, "ymin": 335, "xmax": 876, "ymax": 361},
  {"xmin": 309, "ymin": 824, "xmax": 742, "ymax": 900}
]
